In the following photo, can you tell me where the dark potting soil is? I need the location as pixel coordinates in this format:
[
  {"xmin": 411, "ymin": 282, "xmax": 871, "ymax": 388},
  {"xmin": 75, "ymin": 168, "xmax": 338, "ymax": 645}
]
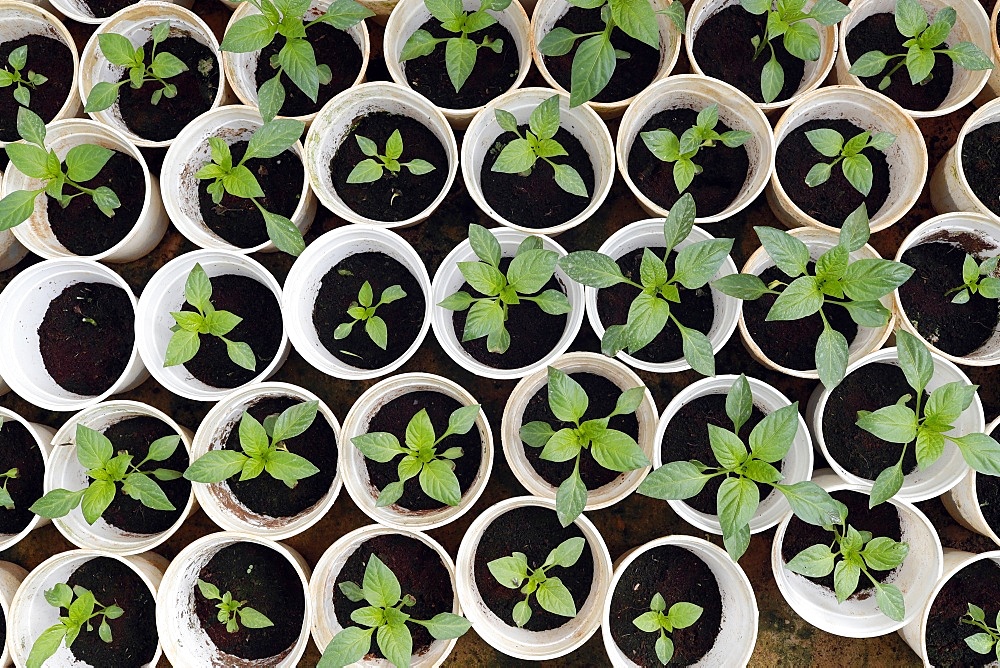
[
  {"xmin": 363, "ymin": 391, "xmax": 482, "ymax": 511},
  {"xmin": 197, "ymin": 140, "xmax": 304, "ymax": 249},
  {"xmin": 846, "ymin": 12, "xmax": 954, "ymax": 112},
  {"xmin": 925, "ymin": 558, "xmax": 1000, "ymax": 667},
  {"xmin": 179, "ymin": 274, "xmax": 283, "ymax": 389},
  {"xmin": 64, "ymin": 557, "xmax": 158, "ymax": 667},
  {"xmin": 451, "ymin": 257, "xmax": 569, "ymax": 369},
  {"xmin": 0, "ymin": 419, "xmax": 44, "ymax": 535},
  {"xmin": 0, "ymin": 35, "xmax": 73, "ymax": 142},
  {"xmin": 962, "ymin": 122, "xmax": 1000, "ymax": 217},
  {"xmin": 220, "ymin": 396, "xmax": 338, "ymax": 518},
  {"xmin": 692, "ymin": 5, "xmax": 804, "ymax": 104},
  {"xmin": 334, "ymin": 534, "xmax": 454, "ymax": 661},
  {"xmin": 776, "ymin": 118, "xmax": 892, "ymax": 227},
  {"xmin": 46, "ymin": 152, "xmax": 146, "ymax": 256},
  {"xmin": 542, "ymin": 6, "xmax": 660, "ymax": 103},
  {"xmin": 195, "ymin": 541, "xmax": 305, "ymax": 660},
  {"xmin": 627, "ymin": 108, "xmax": 750, "ymax": 217},
  {"xmin": 403, "ymin": 20, "xmax": 519, "ymax": 109},
  {"xmin": 38, "ymin": 281, "xmax": 134, "ymax": 396},
  {"xmin": 84, "ymin": 0, "xmax": 133, "ymax": 18},
  {"xmin": 311, "ymin": 251, "xmax": 426, "ymax": 370},
  {"xmin": 480, "ymin": 124, "xmax": 595, "ymax": 228},
  {"xmin": 742, "ymin": 264, "xmax": 859, "ymax": 371},
  {"xmin": 608, "ymin": 545, "xmax": 723, "ymax": 667},
  {"xmin": 596, "ymin": 247, "xmax": 716, "ymax": 363},
  {"xmin": 330, "ymin": 111, "xmax": 449, "ymax": 222},
  {"xmin": 898, "ymin": 240, "xmax": 1000, "ymax": 357},
  {"xmin": 98, "ymin": 416, "xmax": 190, "ymax": 535},
  {"xmin": 473, "ymin": 505, "xmax": 595, "ymax": 632},
  {"xmin": 823, "ymin": 362, "xmax": 923, "ymax": 480}
]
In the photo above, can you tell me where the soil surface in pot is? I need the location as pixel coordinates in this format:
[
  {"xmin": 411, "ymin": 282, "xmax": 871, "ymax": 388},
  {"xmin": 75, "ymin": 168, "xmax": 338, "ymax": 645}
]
[
  {"xmin": 0, "ymin": 35, "xmax": 74, "ymax": 142},
  {"xmin": 962, "ymin": 121, "xmax": 1000, "ymax": 217},
  {"xmin": 473, "ymin": 504, "xmax": 595, "ymax": 631},
  {"xmin": 846, "ymin": 12, "xmax": 954, "ymax": 112},
  {"xmin": 84, "ymin": 0, "xmax": 132, "ymax": 18},
  {"xmin": 609, "ymin": 545, "xmax": 723, "ymax": 667},
  {"xmin": 776, "ymin": 118, "xmax": 892, "ymax": 227},
  {"xmin": 742, "ymin": 264, "xmax": 859, "ymax": 371},
  {"xmin": 403, "ymin": 20, "xmax": 519, "ymax": 109},
  {"xmin": 596, "ymin": 247, "xmax": 716, "ymax": 363},
  {"xmin": 312, "ymin": 251, "xmax": 426, "ymax": 370},
  {"xmin": 220, "ymin": 395, "xmax": 337, "ymax": 518},
  {"xmin": 197, "ymin": 140, "xmax": 304, "ymax": 249},
  {"xmin": 976, "ymin": 422, "xmax": 1000, "ymax": 533},
  {"xmin": 195, "ymin": 541, "xmax": 305, "ymax": 660},
  {"xmin": 46, "ymin": 151, "xmax": 146, "ymax": 256},
  {"xmin": 334, "ymin": 533, "xmax": 453, "ymax": 661},
  {"xmin": 363, "ymin": 390, "xmax": 482, "ymax": 511},
  {"xmin": 64, "ymin": 556, "xmax": 158, "ymax": 667},
  {"xmin": 0, "ymin": 419, "xmax": 44, "ymax": 535},
  {"xmin": 823, "ymin": 362, "xmax": 923, "ymax": 480},
  {"xmin": 114, "ymin": 35, "xmax": 219, "ymax": 142},
  {"xmin": 925, "ymin": 557, "xmax": 1000, "ymax": 667},
  {"xmin": 480, "ymin": 123, "xmax": 594, "ymax": 228},
  {"xmin": 692, "ymin": 6, "xmax": 805, "ymax": 104},
  {"xmin": 330, "ymin": 111, "xmax": 448, "ymax": 222},
  {"xmin": 451, "ymin": 256, "xmax": 569, "ymax": 369},
  {"xmin": 542, "ymin": 6, "xmax": 661, "ymax": 103},
  {"xmin": 38, "ymin": 281, "xmax": 133, "ymax": 396},
  {"xmin": 898, "ymin": 239, "xmax": 1000, "ymax": 357},
  {"xmin": 179, "ymin": 274, "xmax": 283, "ymax": 389}
]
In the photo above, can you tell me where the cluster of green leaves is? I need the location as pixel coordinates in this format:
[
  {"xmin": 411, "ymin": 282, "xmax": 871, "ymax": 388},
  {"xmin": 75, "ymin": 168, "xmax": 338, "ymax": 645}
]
[
  {"xmin": 196, "ymin": 579, "xmax": 274, "ymax": 633},
  {"xmin": 195, "ymin": 118, "xmax": 307, "ymax": 255},
  {"xmin": 29, "ymin": 425, "xmax": 181, "ymax": 525},
  {"xmin": 351, "ymin": 403, "xmax": 481, "ymax": 507},
  {"xmin": 335, "ymin": 281, "xmax": 407, "ymax": 351},
  {"xmin": 221, "ymin": 0, "xmax": 373, "ymax": 122},
  {"xmin": 27, "ymin": 584, "xmax": 124, "ymax": 668},
  {"xmin": 520, "ymin": 367, "xmax": 649, "ymax": 526},
  {"xmin": 740, "ymin": 0, "xmax": 850, "ymax": 103},
  {"xmin": 491, "ymin": 94, "xmax": 587, "ymax": 198},
  {"xmin": 804, "ymin": 128, "xmax": 896, "ymax": 196},
  {"xmin": 855, "ymin": 329, "xmax": 1000, "ymax": 506},
  {"xmin": 961, "ymin": 603, "xmax": 1000, "ymax": 660},
  {"xmin": 0, "ymin": 45, "xmax": 48, "ymax": 108},
  {"xmin": 487, "ymin": 536, "xmax": 585, "ymax": 627},
  {"xmin": 559, "ymin": 193, "xmax": 731, "ymax": 375},
  {"xmin": 319, "ymin": 554, "xmax": 471, "ymax": 668},
  {"xmin": 346, "ymin": 130, "xmax": 435, "ymax": 184},
  {"xmin": 945, "ymin": 253, "xmax": 1000, "ymax": 304},
  {"xmin": 184, "ymin": 401, "xmax": 321, "ymax": 489},
  {"xmin": 713, "ymin": 205, "xmax": 913, "ymax": 389},
  {"xmin": 848, "ymin": 0, "xmax": 994, "ymax": 91},
  {"xmin": 632, "ymin": 594, "xmax": 703, "ymax": 665},
  {"xmin": 0, "ymin": 107, "xmax": 120, "ymax": 232},
  {"xmin": 438, "ymin": 225, "xmax": 572, "ymax": 353}
]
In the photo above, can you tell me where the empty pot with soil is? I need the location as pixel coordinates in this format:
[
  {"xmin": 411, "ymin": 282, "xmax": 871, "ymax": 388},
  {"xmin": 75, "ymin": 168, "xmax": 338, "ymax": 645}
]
[
  {"xmin": 931, "ymin": 98, "xmax": 1000, "ymax": 224},
  {"xmin": 941, "ymin": 417, "xmax": 1000, "ymax": 547},
  {"xmin": 0, "ymin": 407, "xmax": 53, "ymax": 554},
  {"xmin": 0, "ymin": 560, "xmax": 26, "ymax": 668},
  {"xmin": 49, "ymin": 0, "xmax": 190, "ymax": 25}
]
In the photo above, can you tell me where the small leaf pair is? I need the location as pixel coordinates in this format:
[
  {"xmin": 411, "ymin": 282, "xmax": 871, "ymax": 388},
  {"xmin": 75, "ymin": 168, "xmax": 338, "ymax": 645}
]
[
  {"xmin": 27, "ymin": 584, "xmax": 124, "ymax": 668},
  {"xmin": 346, "ymin": 130, "xmax": 435, "ymax": 184},
  {"xmin": 632, "ymin": 594, "xmax": 703, "ymax": 665},
  {"xmin": 196, "ymin": 579, "xmax": 274, "ymax": 633},
  {"xmin": 0, "ymin": 45, "xmax": 48, "ymax": 108},
  {"xmin": 804, "ymin": 128, "xmax": 896, "ymax": 196},
  {"xmin": 487, "ymin": 536, "xmax": 585, "ymax": 627},
  {"xmin": 335, "ymin": 281, "xmax": 407, "ymax": 351},
  {"xmin": 944, "ymin": 253, "xmax": 1000, "ymax": 304},
  {"xmin": 961, "ymin": 602, "xmax": 1000, "ymax": 661}
]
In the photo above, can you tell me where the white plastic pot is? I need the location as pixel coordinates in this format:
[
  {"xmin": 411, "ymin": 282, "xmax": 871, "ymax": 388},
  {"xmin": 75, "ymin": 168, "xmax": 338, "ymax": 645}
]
[
  {"xmin": 283, "ymin": 225, "xmax": 430, "ymax": 380},
  {"xmin": 461, "ymin": 86, "xmax": 614, "ymax": 236},
  {"xmin": 0, "ymin": 407, "xmax": 53, "ymax": 554},
  {"xmin": 159, "ymin": 104, "xmax": 317, "ymax": 254},
  {"xmin": 941, "ymin": 415, "xmax": 1000, "ymax": 547},
  {"xmin": 0, "ymin": 231, "xmax": 27, "ymax": 274},
  {"xmin": 767, "ymin": 86, "xmax": 927, "ymax": 234},
  {"xmin": 602, "ymin": 535, "xmax": 758, "ymax": 667},
  {"xmin": 0, "ymin": 561, "xmax": 27, "ymax": 668},
  {"xmin": 0, "ymin": 258, "xmax": 148, "ymax": 412},
  {"xmin": 990, "ymin": 1, "xmax": 1000, "ymax": 98},
  {"xmin": 156, "ymin": 531, "xmax": 311, "ymax": 668},
  {"xmin": 49, "ymin": 0, "xmax": 190, "ymax": 24},
  {"xmin": 455, "ymin": 495, "xmax": 613, "ymax": 660},
  {"xmin": 135, "ymin": 250, "xmax": 291, "ymax": 403},
  {"xmin": 772, "ymin": 470, "xmax": 944, "ymax": 638},
  {"xmin": 931, "ymin": 99, "xmax": 1000, "ymax": 221},
  {"xmin": 430, "ymin": 227, "xmax": 585, "ymax": 380}
]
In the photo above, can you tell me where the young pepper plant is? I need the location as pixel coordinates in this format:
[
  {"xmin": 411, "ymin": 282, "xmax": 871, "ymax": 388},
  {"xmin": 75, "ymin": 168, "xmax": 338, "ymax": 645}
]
[
  {"xmin": 633, "ymin": 594, "xmax": 703, "ymax": 665},
  {"xmin": 961, "ymin": 603, "xmax": 1000, "ymax": 660},
  {"xmin": 27, "ymin": 584, "xmax": 124, "ymax": 668},
  {"xmin": 0, "ymin": 420, "xmax": 18, "ymax": 512},
  {"xmin": 487, "ymin": 536, "xmax": 585, "ymax": 627},
  {"xmin": 196, "ymin": 579, "xmax": 274, "ymax": 633},
  {"xmin": 335, "ymin": 281, "xmax": 407, "ymax": 350},
  {"xmin": 945, "ymin": 254, "xmax": 1000, "ymax": 304},
  {"xmin": 345, "ymin": 130, "xmax": 435, "ymax": 184},
  {"xmin": 0, "ymin": 45, "xmax": 48, "ymax": 108},
  {"xmin": 804, "ymin": 128, "xmax": 896, "ymax": 196}
]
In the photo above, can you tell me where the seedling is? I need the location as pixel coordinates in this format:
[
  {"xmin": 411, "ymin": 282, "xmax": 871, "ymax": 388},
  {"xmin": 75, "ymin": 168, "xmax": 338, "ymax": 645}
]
[
  {"xmin": 487, "ymin": 536, "xmax": 585, "ymax": 627},
  {"xmin": 0, "ymin": 45, "xmax": 48, "ymax": 108},
  {"xmin": 84, "ymin": 21, "xmax": 189, "ymax": 113},
  {"xmin": 0, "ymin": 465, "xmax": 18, "ymax": 511},
  {"xmin": 195, "ymin": 119, "xmax": 307, "ymax": 255},
  {"xmin": 712, "ymin": 205, "xmax": 914, "ymax": 389},
  {"xmin": 640, "ymin": 104, "xmax": 752, "ymax": 194},
  {"xmin": 334, "ymin": 281, "xmax": 407, "ymax": 351},
  {"xmin": 945, "ymin": 253, "xmax": 1000, "ymax": 304},
  {"xmin": 855, "ymin": 329, "xmax": 1000, "ymax": 506},
  {"xmin": 438, "ymin": 225, "xmax": 572, "ymax": 353},
  {"xmin": 739, "ymin": 0, "xmax": 850, "ymax": 103},
  {"xmin": 318, "ymin": 554, "xmax": 471, "ymax": 668},
  {"xmin": 27, "ymin": 584, "xmax": 123, "ymax": 668},
  {"xmin": 804, "ymin": 128, "xmax": 896, "ymax": 196},
  {"xmin": 961, "ymin": 603, "xmax": 1000, "ymax": 660},
  {"xmin": 491, "ymin": 94, "xmax": 588, "ymax": 198},
  {"xmin": 345, "ymin": 130, "xmax": 435, "ymax": 185},
  {"xmin": 848, "ymin": 0, "xmax": 994, "ymax": 90},
  {"xmin": 639, "ymin": 374, "xmax": 843, "ymax": 560},
  {"xmin": 351, "ymin": 404, "xmax": 481, "ymax": 507},
  {"xmin": 220, "ymin": 0, "xmax": 374, "ymax": 122},
  {"xmin": 559, "ymin": 193, "xmax": 731, "ymax": 375},
  {"xmin": 0, "ymin": 107, "xmax": 120, "ymax": 232},
  {"xmin": 632, "ymin": 594, "xmax": 703, "ymax": 665},
  {"xmin": 184, "ymin": 400, "xmax": 321, "ymax": 489},
  {"xmin": 520, "ymin": 367, "xmax": 649, "ymax": 526},
  {"xmin": 196, "ymin": 579, "xmax": 274, "ymax": 633}
]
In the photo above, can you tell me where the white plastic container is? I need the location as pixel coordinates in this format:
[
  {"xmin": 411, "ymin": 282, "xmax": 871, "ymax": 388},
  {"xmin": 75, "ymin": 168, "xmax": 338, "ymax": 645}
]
[
  {"xmin": 930, "ymin": 98, "xmax": 1000, "ymax": 220},
  {"xmin": 0, "ymin": 229, "xmax": 27, "ymax": 274},
  {"xmin": 49, "ymin": 0, "xmax": 190, "ymax": 25},
  {"xmin": 990, "ymin": 1, "xmax": 1000, "ymax": 98},
  {"xmin": 941, "ymin": 415, "xmax": 1000, "ymax": 547},
  {"xmin": 0, "ymin": 407, "xmax": 53, "ymax": 554},
  {"xmin": 0, "ymin": 561, "xmax": 27, "ymax": 668}
]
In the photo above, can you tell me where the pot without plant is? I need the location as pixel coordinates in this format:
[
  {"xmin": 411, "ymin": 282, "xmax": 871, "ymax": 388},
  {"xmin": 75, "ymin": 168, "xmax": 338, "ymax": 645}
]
[
  {"xmin": 49, "ymin": 0, "xmax": 190, "ymax": 25},
  {"xmin": 941, "ymin": 416, "xmax": 1000, "ymax": 547},
  {"xmin": 931, "ymin": 98, "xmax": 1000, "ymax": 223},
  {"xmin": 0, "ymin": 407, "xmax": 53, "ymax": 554},
  {"xmin": 0, "ymin": 561, "xmax": 26, "ymax": 668}
]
